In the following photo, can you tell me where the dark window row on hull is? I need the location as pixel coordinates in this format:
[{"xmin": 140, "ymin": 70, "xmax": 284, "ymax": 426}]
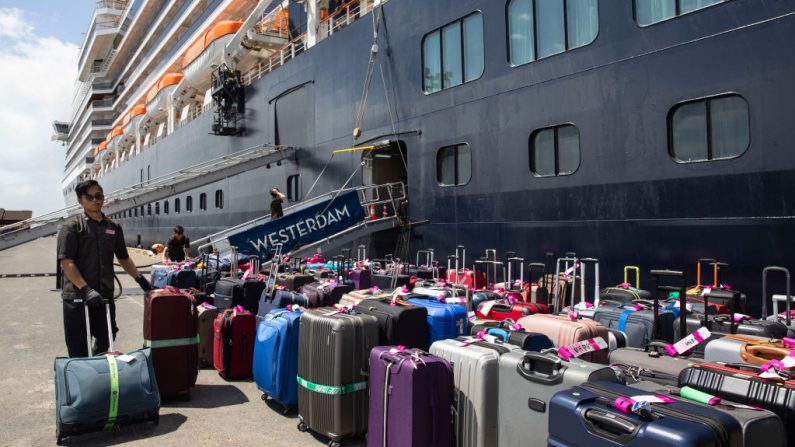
[
  {"xmin": 423, "ymin": 0, "xmax": 730, "ymax": 92},
  {"xmin": 107, "ymin": 175, "xmax": 302, "ymax": 220},
  {"xmin": 436, "ymin": 93, "xmax": 749, "ymax": 185}
]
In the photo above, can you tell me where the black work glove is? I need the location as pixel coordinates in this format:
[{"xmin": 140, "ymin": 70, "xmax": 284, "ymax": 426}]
[
  {"xmin": 135, "ymin": 274, "xmax": 153, "ymax": 292},
  {"xmin": 80, "ymin": 286, "xmax": 104, "ymax": 308}
]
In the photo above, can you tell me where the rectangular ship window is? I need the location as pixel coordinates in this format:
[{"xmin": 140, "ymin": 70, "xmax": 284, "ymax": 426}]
[
  {"xmin": 423, "ymin": 12, "xmax": 483, "ymax": 94},
  {"xmin": 437, "ymin": 143, "xmax": 472, "ymax": 186},
  {"xmin": 635, "ymin": 0, "xmax": 726, "ymax": 26},
  {"xmin": 530, "ymin": 124, "xmax": 581, "ymax": 177},
  {"xmin": 669, "ymin": 94, "xmax": 749, "ymax": 162}
]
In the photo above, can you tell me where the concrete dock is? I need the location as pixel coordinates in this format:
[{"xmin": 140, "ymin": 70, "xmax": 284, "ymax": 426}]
[{"xmin": 0, "ymin": 236, "xmax": 365, "ymax": 446}]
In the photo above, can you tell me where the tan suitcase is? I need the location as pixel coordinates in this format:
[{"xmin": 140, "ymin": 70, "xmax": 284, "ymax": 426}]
[
  {"xmin": 338, "ymin": 289, "xmax": 392, "ymax": 308},
  {"xmin": 517, "ymin": 314, "xmax": 609, "ymax": 364},
  {"xmin": 197, "ymin": 303, "xmax": 218, "ymax": 367}
]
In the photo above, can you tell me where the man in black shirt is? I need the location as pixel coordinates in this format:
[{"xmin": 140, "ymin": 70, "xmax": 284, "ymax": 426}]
[
  {"xmin": 164, "ymin": 225, "xmax": 190, "ymax": 262},
  {"xmin": 58, "ymin": 180, "xmax": 152, "ymax": 357},
  {"xmin": 270, "ymin": 188, "xmax": 287, "ymax": 218}
]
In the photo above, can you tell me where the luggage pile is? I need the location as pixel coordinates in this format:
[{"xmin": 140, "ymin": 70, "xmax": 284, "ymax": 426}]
[{"xmin": 55, "ymin": 244, "xmax": 795, "ymax": 446}]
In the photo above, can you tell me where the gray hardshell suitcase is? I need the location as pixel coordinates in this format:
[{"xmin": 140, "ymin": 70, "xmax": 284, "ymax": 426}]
[
  {"xmin": 609, "ymin": 341, "xmax": 704, "ymax": 386},
  {"xmin": 296, "ymin": 308, "xmax": 379, "ymax": 445},
  {"xmin": 54, "ymin": 301, "xmax": 160, "ymax": 444},
  {"xmin": 498, "ymin": 350, "xmax": 620, "ymax": 447},
  {"xmin": 429, "ymin": 336, "xmax": 519, "ymax": 447},
  {"xmin": 631, "ymin": 380, "xmax": 787, "ymax": 447},
  {"xmin": 703, "ymin": 334, "xmax": 773, "ymax": 364}
]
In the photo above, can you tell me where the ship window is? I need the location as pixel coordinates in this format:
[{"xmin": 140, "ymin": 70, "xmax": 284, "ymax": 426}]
[
  {"xmin": 186, "ymin": 196, "xmax": 193, "ymax": 212},
  {"xmin": 199, "ymin": 193, "xmax": 207, "ymax": 211},
  {"xmin": 140, "ymin": 205, "xmax": 144, "ymax": 216},
  {"xmin": 134, "ymin": 208, "xmax": 138, "ymax": 217},
  {"xmin": 164, "ymin": 200, "xmax": 169, "ymax": 214},
  {"xmin": 669, "ymin": 94, "xmax": 749, "ymax": 162},
  {"xmin": 175, "ymin": 198, "xmax": 181, "ymax": 213},
  {"xmin": 155, "ymin": 202, "xmax": 160, "ymax": 215},
  {"xmin": 507, "ymin": 0, "xmax": 598, "ymax": 66},
  {"xmin": 147, "ymin": 204, "xmax": 152, "ymax": 216},
  {"xmin": 422, "ymin": 12, "xmax": 484, "ymax": 94},
  {"xmin": 287, "ymin": 175, "xmax": 300, "ymax": 202},
  {"xmin": 436, "ymin": 143, "xmax": 472, "ymax": 186},
  {"xmin": 634, "ymin": 0, "xmax": 726, "ymax": 26},
  {"xmin": 530, "ymin": 124, "xmax": 580, "ymax": 177},
  {"xmin": 215, "ymin": 190, "xmax": 223, "ymax": 209}
]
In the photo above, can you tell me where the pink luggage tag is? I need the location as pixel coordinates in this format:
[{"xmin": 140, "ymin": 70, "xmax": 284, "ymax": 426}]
[
  {"xmin": 367, "ymin": 285, "xmax": 382, "ymax": 295},
  {"xmin": 557, "ymin": 337, "xmax": 608, "ymax": 360},
  {"xmin": 508, "ymin": 322, "xmax": 524, "ymax": 332},
  {"xmin": 619, "ymin": 282, "xmax": 631, "ymax": 289},
  {"xmin": 324, "ymin": 306, "xmax": 350, "ymax": 316},
  {"xmin": 285, "ymin": 304, "xmax": 304, "ymax": 313},
  {"xmin": 665, "ymin": 327, "xmax": 711, "ymax": 357},
  {"xmin": 567, "ymin": 310, "xmax": 579, "ymax": 321},
  {"xmin": 759, "ymin": 360, "xmax": 788, "ymax": 381},
  {"xmin": 467, "ymin": 311, "xmax": 477, "ymax": 321},
  {"xmin": 733, "ymin": 313, "xmax": 753, "ymax": 322},
  {"xmin": 199, "ymin": 302, "xmax": 216, "ymax": 309},
  {"xmin": 613, "ymin": 397, "xmax": 654, "ymax": 418},
  {"xmin": 783, "ymin": 337, "xmax": 795, "ymax": 349}
]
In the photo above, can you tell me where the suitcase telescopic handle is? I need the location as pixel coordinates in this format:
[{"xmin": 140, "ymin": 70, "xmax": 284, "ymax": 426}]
[
  {"xmin": 516, "ymin": 352, "xmax": 564, "ymax": 385},
  {"xmin": 710, "ymin": 261, "xmax": 728, "ymax": 288},
  {"xmin": 85, "ymin": 299, "xmax": 114, "ymax": 356},
  {"xmin": 696, "ymin": 258, "xmax": 717, "ymax": 288},
  {"xmin": 763, "ymin": 266, "xmax": 791, "ymax": 326},
  {"xmin": 651, "ymin": 270, "xmax": 687, "ymax": 341},
  {"xmin": 624, "ymin": 266, "xmax": 640, "ymax": 289}
]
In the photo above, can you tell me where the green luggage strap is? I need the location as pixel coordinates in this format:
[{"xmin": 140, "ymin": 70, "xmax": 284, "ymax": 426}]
[
  {"xmin": 104, "ymin": 355, "xmax": 119, "ymax": 431},
  {"xmin": 296, "ymin": 375, "xmax": 367, "ymax": 395},
  {"xmin": 143, "ymin": 334, "xmax": 200, "ymax": 348}
]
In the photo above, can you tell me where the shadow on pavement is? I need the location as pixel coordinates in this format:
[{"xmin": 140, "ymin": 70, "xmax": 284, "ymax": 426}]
[
  {"xmin": 164, "ymin": 383, "xmax": 250, "ymax": 409},
  {"xmin": 61, "ymin": 412, "xmax": 187, "ymax": 446}
]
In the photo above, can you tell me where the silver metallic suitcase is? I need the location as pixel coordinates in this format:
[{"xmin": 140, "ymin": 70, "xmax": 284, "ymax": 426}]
[
  {"xmin": 429, "ymin": 336, "xmax": 519, "ymax": 447},
  {"xmin": 498, "ymin": 350, "xmax": 619, "ymax": 447},
  {"xmin": 296, "ymin": 308, "xmax": 379, "ymax": 445},
  {"xmin": 703, "ymin": 334, "xmax": 775, "ymax": 364}
]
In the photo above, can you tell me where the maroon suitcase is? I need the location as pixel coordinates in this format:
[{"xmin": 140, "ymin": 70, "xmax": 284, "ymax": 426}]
[
  {"xmin": 213, "ymin": 308, "xmax": 256, "ymax": 380},
  {"xmin": 367, "ymin": 346, "xmax": 454, "ymax": 447},
  {"xmin": 143, "ymin": 288, "xmax": 198, "ymax": 400}
]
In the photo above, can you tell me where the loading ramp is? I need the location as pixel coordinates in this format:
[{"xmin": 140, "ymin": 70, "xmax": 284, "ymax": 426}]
[
  {"xmin": 0, "ymin": 144, "xmax": 296, "ymax": 251},
  {"xmin": 196, "ymin": 182, "xmax": 407, "ymax": 260}
]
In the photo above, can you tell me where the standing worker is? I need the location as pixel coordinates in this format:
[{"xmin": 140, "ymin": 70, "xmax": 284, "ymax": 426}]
[
  {"xmin": 164, "ymin": 225, "xmax": 190, "ymax": 262},
  {"xmin": 270, "ymin": 188, "xmax": 287, "ymax": 218},
  {"xmin": 58, "ymin": 180, "xmax": 152, "ymax": 357}
]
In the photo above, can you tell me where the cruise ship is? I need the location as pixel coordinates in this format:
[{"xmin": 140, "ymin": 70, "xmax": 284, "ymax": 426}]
[{"xmin": 53, "ymin": 0, "xmax": 795, "ymax": 314}]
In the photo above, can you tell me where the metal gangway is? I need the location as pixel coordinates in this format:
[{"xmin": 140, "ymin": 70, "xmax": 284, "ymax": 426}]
[
  {"xmin": 196, "ymin": 182, "xmax": 407, "ymax": 258},
  {"xmin": 0, "ymin": 143, "xmax": 296, "ymax": 251}
]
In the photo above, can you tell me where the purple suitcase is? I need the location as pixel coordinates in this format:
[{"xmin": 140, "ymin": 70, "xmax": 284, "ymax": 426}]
[
  {"xmin": 347, "ymin": 268, "xmax": 372, "ymax": 290},
  {"xmin": 368, "ymin": 346, "xmax": 454, "ymax": 447}
]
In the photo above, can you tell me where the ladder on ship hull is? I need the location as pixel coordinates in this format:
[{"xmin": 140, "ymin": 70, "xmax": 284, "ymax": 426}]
[
  {"xmin": 0, "ymin": 144, "xmax": 296, "ymax": 251},
  {"xmin": 196, "ymin": 182, "xmax": 408, "ymax": 259}
]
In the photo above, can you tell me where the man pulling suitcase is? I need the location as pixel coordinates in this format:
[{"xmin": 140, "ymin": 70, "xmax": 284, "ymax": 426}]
[{"xmin": 57, "ymin": 180, "xmax": 152, "ymax": 357}]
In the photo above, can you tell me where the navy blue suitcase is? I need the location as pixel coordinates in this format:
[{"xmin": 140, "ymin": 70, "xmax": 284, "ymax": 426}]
[
  {"xmin": 165, "ymin": 267, "xmax": 197, "ymax": 289},
  {"xmin": 406, "ymin": 297, "xmax": 467, "ymax": 344},
  {"xmin": 548, "ymin": 381, "xmax": 743, "ymax": 447},
  {"xmin": 257, "ymin": 290, "xmax": 312, "ymax": 319},
  {"xmin": 253, "ymin": 308, "xmax": 301, "ymax": 411}
]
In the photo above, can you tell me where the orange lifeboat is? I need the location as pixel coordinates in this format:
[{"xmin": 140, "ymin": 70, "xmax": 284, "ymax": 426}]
[
  {"xmin": 106, "ymin": 125, "xmax": 124, "ymax": 151},
  {"xmin": 144, "ymin": 73, "xmax": 184, "ymax": 121},
  {"xmin": 181, "ymin": 20, "xmax": 244, "ymax": 91}
]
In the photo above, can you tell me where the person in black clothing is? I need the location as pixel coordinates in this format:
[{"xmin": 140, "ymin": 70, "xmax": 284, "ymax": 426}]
[
  {"xmin": 164, "ymin": 225, "xmax": 190, "ymax": 262},
  {"xmin": 58, "ymin": 180, "xmax": 152, "ymax": 357},
  {"xmin": 270, "ymin": 188, "xmax": 287, "ymax": 218}
]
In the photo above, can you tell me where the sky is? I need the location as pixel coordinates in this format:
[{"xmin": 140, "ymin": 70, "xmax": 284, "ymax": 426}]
[{"xmin": 0, "ymin": 1, "xmax": 96, "ymax": 216}]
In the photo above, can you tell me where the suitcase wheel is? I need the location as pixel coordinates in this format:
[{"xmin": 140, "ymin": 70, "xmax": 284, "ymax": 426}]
[
  {"xmin": 261, "ymin": 393, "xmax": 268, "ymax": 401},
  {"xmin": 281, "ymin": 404, "xmax": 290, "ymax": 415},
  {"xmin": 152, "ymin": 414, "xmax": 160, "ymax": 426},
  {"xmin": 328, "ymin": 442, "xmax": 341, "ymax": 447},
  {"xmin": 297, "ymin": 421, "xmax": 308, "ymax": 432},
  {"xmin": 56, "ymin": 430, "xmax": 63, "ymax": 446}
]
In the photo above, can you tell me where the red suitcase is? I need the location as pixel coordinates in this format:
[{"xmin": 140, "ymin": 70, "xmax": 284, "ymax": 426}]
[
  {"xmin": 143, "ymin": 288, "xmax": 198, "ymax": 400},
  {"xmin": 475, "ymin": 300, "xmax": 548, "ymax": 321},
  {"xmin": 213, "ymin": 307, "xmax": 256, "ymax": 380}
]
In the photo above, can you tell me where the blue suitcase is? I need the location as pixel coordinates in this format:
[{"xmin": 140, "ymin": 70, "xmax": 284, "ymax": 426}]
[
  {"xmin": 548, "ymin": 381, "xmax": 743, "ymax": 447},
  {"xmin": 253, "ymin": 308, "xmax": 301, "ymax": 411},
  {"xmin": 150, "ymin": 264, "xmax": 171, "ymax": 288},
  {"xmin": 407, "ymin": 297, "xmax": 467, "ymax": 344},
  {"xmin": 54, "ymin": 302, "xmax": 160, "ymax": 444}
]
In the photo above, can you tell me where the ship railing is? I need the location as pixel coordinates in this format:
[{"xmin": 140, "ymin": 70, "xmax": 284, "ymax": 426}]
[
  {"xmin": 241, "ymin": 0, "xmax": 387, "ymax": 86},
  {"xmin": 0, "ymin": 144, "xmax": 294, "ymax": 239},
  {"xmin": 195, "ymin": 181, "xmax": 406, "ymax": 254}
]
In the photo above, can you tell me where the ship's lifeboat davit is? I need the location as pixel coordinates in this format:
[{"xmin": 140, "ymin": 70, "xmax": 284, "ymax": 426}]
[
  {"xmin": 181, "ymin": 21, "xmax": 243, "ymax": 92},
  {"xmin": 145, "ymin": 73, "xmax": 184, "ymax": 122}
]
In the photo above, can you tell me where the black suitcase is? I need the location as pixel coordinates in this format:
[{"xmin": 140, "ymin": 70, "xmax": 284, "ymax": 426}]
[
  {"xmin": 214, "ymin": 277, "xmax": 266, "ymax": 314},
  {"xmin": 353, "ymin": 298, "xmax": 429, "ymax": 349},
  {"xmin": 674, "ymin": 288, "xmax": 787, "ymax": 352},
  {"xmin": 275, "ymin": 272, "xmax": 315, "ymax": 291},
  {"xmin": 679, "ymin": 362, "xmax": 795, "ymax": 442}
]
